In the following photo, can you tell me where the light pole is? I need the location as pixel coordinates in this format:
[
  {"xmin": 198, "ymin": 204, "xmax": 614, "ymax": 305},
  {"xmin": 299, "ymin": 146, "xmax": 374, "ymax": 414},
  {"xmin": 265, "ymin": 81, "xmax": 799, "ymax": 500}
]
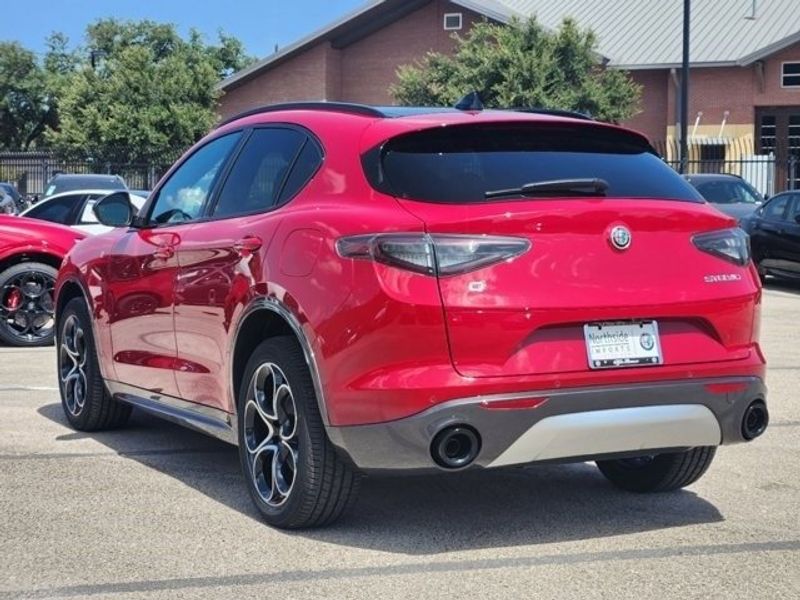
[{"xmin": 679, "ymin": 0, "xmax": 691, "ymax": 174}]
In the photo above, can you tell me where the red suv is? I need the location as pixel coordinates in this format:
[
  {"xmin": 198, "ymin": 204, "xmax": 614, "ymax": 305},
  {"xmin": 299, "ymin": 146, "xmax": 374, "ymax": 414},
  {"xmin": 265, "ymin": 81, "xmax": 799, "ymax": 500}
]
[{"xmin": 55, "ymin": 104, "xmax": 768, "ymax": 528}]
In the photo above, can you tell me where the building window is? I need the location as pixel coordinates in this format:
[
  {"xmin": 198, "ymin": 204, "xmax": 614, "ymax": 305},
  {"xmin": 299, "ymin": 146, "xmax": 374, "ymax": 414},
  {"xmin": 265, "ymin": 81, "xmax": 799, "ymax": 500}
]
[
  {"xmin": 781, "ymin": 62, "xmax": 800, "ymax": 87},
  {"xmin": 444, "ymin": 13, "xmax": 463, "ymax": 31},
  {"xmin": 759, "ymin": 115, "xmax": 776, "ymax": 153}
]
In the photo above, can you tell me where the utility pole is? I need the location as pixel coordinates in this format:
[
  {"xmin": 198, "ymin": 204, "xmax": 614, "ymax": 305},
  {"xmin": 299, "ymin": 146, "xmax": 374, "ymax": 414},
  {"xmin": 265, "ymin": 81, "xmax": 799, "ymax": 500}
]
[{"xmin": 679, "ymin": 0, "xmax": 691, "ymax": 173}]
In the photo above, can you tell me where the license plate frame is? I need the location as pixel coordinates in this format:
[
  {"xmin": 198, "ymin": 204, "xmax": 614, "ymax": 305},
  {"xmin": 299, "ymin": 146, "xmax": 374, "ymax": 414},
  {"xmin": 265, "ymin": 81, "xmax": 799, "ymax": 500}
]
[{"xmin": 583, "ymin": 321, "xmax": 663, "ymax": 370}]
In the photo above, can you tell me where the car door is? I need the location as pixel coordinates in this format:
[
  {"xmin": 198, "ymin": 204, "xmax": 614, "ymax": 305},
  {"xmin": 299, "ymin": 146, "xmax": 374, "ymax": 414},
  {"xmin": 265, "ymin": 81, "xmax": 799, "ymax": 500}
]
[
  {"xmin": 105, "ymin": 132, "xmax": 242, "ymax": 397},
  {"xmin": 783, "ymin": 195, "xmax": 800, "ymax": 272},
  {"xmin": 174, "ymin": 127, "xmax": 322, "ymax": 412},
  {"xmin": 750, "ymin": 194, "xmax": 794, "ymax": 271}
]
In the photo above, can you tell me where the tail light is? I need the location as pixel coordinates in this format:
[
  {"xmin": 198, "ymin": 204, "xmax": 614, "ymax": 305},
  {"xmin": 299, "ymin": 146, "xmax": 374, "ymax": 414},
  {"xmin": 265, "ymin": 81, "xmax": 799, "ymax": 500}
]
[
  {"xmin": 692, "ymin": 228, "xmax": 751, "ymax": 266},
  {"xmin": 336, "ymin": 233, "xmax": 531, "ymax": 276}
]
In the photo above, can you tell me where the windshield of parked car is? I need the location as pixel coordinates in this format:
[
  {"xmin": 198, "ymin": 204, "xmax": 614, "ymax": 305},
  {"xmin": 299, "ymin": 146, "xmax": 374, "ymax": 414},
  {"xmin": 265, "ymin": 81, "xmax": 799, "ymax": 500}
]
[
  {"xmin": 366, "ymin": 123, "xmax": 703, "ymax": 204},
  {"xmin": 45, "ymin": 176, "xmax": 126, "ymax": 198},
  {"xmin": 691, "ymin": 179, "xmax": 763, "ymax": 205}
]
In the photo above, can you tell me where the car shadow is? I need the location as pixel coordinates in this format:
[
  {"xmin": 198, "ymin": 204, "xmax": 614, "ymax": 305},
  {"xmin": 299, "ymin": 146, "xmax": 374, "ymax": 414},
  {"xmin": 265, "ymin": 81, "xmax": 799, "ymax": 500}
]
[{"xmin": 38, "ymin": 403, "xmax": 724, "ymax": 555}]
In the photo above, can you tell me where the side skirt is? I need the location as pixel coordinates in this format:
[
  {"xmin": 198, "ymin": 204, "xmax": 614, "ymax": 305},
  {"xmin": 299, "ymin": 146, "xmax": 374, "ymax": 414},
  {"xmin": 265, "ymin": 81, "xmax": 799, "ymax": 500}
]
[{"xmin": 106, "ymin": 380, "xmax": 238, "ymax": 446}]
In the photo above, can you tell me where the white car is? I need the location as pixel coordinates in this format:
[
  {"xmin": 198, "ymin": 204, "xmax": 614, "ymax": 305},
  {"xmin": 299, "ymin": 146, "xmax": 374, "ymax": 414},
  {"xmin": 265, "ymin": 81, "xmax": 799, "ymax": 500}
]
[{"xmin": 20, "ymin": 189, "xmax": 147, "ymax": 235}]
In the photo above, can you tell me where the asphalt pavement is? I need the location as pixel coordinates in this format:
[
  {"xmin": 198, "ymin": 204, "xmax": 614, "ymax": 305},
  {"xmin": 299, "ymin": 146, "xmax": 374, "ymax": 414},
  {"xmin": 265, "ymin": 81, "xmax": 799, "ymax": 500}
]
[{"xmin": 1, "ymin": 281, "xmax": 799, "ymax": 599}]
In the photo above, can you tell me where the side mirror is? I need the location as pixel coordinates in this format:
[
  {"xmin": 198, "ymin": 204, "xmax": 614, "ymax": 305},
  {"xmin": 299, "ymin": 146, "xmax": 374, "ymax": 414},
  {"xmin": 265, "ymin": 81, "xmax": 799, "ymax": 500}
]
[
  {"xmin": 93, "ymin": 191, "xmax": 135, "ymax": 227},
  {"xmin": 794, "ymin": 213, "xmax": 800, "ymax": 225}
]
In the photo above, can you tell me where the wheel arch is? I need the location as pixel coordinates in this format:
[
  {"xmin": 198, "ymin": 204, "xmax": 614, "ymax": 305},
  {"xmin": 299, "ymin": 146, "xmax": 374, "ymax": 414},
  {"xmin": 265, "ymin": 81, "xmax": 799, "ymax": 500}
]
[
  {"xmin": 55, "ymin": 278, "xmax": 89, "ymax": 330},
  {"xmin": 0, "ymin": 251, "xmax": 63, "ymax": 274},
  {"xmin": 231, "ymin": 297, "xmax": 331, "ymax": 426},
  {"xmin": 52, "ymin": 275, "xmax": 114, "ymax": 381}
]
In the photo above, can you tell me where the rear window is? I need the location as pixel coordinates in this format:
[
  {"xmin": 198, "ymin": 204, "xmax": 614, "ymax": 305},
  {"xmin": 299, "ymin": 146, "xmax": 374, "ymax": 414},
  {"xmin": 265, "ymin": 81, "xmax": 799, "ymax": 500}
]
[{"xmin": 364, "ymin": 124, "xmax": 703, "ymax": 203}]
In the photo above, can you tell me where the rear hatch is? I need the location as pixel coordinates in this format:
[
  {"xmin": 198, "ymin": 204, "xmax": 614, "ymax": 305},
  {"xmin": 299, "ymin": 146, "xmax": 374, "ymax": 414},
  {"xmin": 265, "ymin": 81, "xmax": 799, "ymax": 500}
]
[{"xmin": 365, "ymin": 120, "xmax": 760, "ymax": 378}]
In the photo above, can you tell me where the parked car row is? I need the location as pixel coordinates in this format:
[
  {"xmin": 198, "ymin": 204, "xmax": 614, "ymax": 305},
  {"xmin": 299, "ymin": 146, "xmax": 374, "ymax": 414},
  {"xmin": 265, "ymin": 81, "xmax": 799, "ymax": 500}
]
[
  {"xmin": 685, "ymin": 172, "xmax": 800, "ymax": 279},
  {"xmin": 0, "ymin": 174, "xmax": 150, "ymax": 346},
  {"xmin": 2, "ymin": 174, "xmax": 150, "ymax": 214},
  {"xmin": 20, "ymin": 190, "xmax": 147, "ymax": 235},
  {"xmin": 0, "ymin": 216, "xmax": 84, "ymax": 346}
]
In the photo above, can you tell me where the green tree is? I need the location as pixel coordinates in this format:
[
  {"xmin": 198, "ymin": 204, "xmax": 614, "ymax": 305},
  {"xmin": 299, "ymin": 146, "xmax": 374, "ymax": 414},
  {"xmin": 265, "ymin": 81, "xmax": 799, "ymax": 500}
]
[
  {"xmin": 0, "ymin": 42, "xmax": 57, "ymax": 150},
  {"xmin": 392, "ymin": 18, "xmax": 640, "ymax": 122},
  {"xmin": 46, "ymin": 19, "xmax": 253, "ymax": 164}
]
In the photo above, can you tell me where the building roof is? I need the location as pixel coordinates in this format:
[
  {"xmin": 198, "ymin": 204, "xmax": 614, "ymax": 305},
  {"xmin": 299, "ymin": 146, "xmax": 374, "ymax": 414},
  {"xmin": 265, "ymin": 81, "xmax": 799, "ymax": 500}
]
[
  {"xmin": 219, "ymin": 0, "xmax": 800, "ymax": 91},
  {"xmin": 501, "ymin": 0, "xmax": 800, "ymax": 69}
]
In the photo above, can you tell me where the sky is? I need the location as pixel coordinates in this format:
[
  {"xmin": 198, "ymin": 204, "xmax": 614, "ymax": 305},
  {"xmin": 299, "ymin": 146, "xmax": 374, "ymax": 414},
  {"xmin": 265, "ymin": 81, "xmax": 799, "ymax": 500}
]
[{"xmin": 3, "ymin": 0, "xmax": 366, "ymax": 59}]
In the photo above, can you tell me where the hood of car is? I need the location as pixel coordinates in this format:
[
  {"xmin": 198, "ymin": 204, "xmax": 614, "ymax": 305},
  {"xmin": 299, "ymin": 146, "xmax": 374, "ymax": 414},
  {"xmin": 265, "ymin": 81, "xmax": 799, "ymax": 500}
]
[
  {"xmin": 0, "ymin": 215, "xmax": 86, "ymax": 254},
  {"xmin": 709, "ymin": 202, "xmax": 760, "ymax": 220}
]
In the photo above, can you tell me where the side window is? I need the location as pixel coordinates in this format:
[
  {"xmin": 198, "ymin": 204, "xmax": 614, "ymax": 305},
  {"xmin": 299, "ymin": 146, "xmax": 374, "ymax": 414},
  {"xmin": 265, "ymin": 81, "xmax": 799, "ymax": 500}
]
[
  {"xmin": 763, "ymin": 195, "xmax": 791, "ymax": 221},
  {"xmin": 790, "ymin": 196, "xmax": 800, "ymax": 222},
  {"xmin": 278, "ymin": 140, "xmax": 323, "ymax": 204},
  {"xmin": 149, "ymin": 133, "xmax": 241, "ymax": 226},
  {"xmin": 25, "ymin": 195, "xmax": 81, "ymax": 224},
  {"xmin": 212, "ymin": 128, "xmax": 309, "ymax": 219}
]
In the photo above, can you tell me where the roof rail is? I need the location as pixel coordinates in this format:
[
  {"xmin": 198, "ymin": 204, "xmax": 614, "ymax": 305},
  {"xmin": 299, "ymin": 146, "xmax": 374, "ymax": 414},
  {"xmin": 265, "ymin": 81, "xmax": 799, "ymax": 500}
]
[
  {"xmin": 513, "ymin": 107, "xmax": 594, "ymax": 121},
  {"xmin": 216, "ymin": 102, "xmax": 384, "ymax": 128}
]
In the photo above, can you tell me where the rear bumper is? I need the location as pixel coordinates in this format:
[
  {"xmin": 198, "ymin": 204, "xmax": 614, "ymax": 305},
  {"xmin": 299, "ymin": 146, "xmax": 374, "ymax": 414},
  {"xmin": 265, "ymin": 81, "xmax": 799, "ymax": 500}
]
[{"xmin": 327, "ymin": 376, "xmax": 767, "ymax": 472}]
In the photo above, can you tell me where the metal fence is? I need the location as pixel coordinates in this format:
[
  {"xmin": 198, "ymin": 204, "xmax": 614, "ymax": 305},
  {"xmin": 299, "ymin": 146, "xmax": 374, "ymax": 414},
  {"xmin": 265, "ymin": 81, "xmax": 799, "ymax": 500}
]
[
  {"xmin": 653, "ymin": 138, "xmax": 797, "ymax": 198},
  {"xmin": 0, "ymin": 151, "xmax": 179, "ymax": 197}
]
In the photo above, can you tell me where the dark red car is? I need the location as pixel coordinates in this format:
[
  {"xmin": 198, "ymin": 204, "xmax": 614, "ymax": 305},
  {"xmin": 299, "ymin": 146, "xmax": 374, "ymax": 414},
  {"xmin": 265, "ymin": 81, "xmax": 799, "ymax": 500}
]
[
  {"xmin": 0, "ymin": 216, "xmax": 84, "ymax": 346},
  {"xmin": 55, "ymin": 104, "xmax": 768, "ymax": 528}
]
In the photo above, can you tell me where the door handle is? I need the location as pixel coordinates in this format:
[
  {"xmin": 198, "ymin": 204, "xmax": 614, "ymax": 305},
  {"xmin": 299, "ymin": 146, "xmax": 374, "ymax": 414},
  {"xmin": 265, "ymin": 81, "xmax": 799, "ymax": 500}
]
[
  {"xmin": 153, "ymin": 245, "xmax": 175, "ymax": 260},
  {"xmin": 233, "ymin": 236, "xmax": 263, "ymax": 254}
]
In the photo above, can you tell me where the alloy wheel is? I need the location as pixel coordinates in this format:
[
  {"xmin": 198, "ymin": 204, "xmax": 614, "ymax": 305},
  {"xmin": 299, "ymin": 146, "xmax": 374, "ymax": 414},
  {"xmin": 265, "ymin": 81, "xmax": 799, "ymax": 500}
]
[
  {"xmin": 243, "ymin": 362, "xmax": 299, "ymax": 507},
  {"xmin": 0, "ymin": 270, "xmax": 55, "ymax": 343},
  {"xmin": 59, "ymin": 315, "xmax": 88, "ymax": 416}
]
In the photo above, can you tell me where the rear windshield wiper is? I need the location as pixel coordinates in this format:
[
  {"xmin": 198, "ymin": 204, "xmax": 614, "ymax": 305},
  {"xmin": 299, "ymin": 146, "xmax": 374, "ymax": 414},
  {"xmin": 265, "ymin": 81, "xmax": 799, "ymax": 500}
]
[{"xmin": 484, "ymin": 178, "xmax": 609, "ymax": 200}]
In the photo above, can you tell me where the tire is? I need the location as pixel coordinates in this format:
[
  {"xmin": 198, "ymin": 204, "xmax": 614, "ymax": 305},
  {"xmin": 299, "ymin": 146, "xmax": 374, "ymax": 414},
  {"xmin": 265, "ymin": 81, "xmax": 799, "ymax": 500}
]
[
  {"xmin": 596, "ymin": 446, "xmax": 717, "ymax": 493},
  {"xmin": 237, "ymin": 336, "xmax": 360, "ymax": 529},
  {"xmin": 756, "ymin": 260, "xmax": 768, "ymax": 284},
  {"xmin": 57, "ymin": 297, "xmax": 131, "ymax": 430},
  {"xmin": 0, "ymin": 262, "xmax": 58, "ymax": 347}
]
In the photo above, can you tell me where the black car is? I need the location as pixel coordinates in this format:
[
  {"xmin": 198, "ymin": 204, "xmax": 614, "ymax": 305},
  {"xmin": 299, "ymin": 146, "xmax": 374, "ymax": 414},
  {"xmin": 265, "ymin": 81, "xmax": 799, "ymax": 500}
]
[
  {"xmin": 740, "ymin": 191, "xmax": 800, "ymax": 280},
  {"xmin": 0, "ymin": 182, "xmax": 26, "ymax": 212},
  {"xmin": 685, "ymin": 174, "xmax": 764, "ymax": 221},
  {"xmin": 43, "ymin": 174, "xmax": 126, "ymax": 199}
]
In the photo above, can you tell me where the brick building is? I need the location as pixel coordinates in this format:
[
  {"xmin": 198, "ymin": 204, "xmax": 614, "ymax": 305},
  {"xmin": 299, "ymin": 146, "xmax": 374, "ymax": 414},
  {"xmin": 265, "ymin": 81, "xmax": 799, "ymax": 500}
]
[{"xmin": 218, "ymin": 0, "xmax": 800, "ymax": 191}]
